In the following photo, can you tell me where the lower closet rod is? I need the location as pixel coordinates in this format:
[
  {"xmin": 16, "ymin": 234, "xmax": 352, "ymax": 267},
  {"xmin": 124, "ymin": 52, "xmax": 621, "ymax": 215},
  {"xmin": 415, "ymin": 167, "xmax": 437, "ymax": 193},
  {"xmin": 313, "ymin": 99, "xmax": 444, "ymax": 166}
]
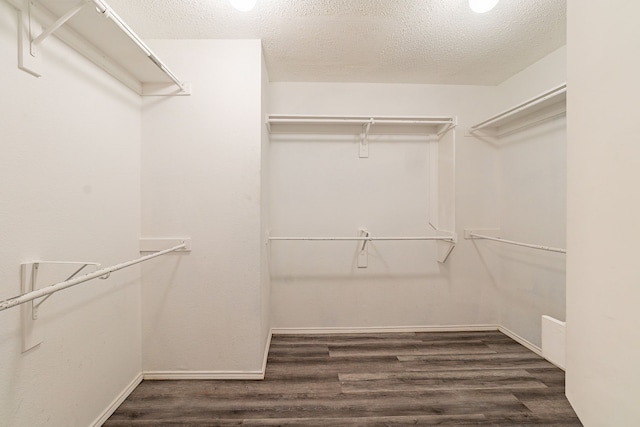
[
  {"xmin": 0, "ymin": 243, "xmax": 186, "ymax": 312},
  {"xmin": 469, "ymin": 233, "xmax": 566, "ymax": 254},
  {"xmin": 269, "ymin": 236, "xmax": 454, "ymax": 241}
]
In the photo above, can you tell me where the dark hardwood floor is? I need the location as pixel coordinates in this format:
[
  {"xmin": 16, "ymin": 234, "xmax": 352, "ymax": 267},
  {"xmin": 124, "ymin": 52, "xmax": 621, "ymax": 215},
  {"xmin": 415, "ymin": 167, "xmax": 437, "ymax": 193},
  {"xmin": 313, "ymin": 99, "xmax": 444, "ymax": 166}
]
[{"xmin": 105, "ymin": 331, "xmax": 582, "ymax": 426}]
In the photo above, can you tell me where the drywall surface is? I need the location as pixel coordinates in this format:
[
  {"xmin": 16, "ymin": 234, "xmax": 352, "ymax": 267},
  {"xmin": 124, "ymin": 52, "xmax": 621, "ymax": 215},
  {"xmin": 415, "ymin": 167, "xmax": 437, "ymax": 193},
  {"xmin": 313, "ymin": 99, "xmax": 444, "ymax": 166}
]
[
  {"xmin": 566, "ymin": 1, "xmax": 640, "ymax": 424},
  {"xmin": 141, "ymin": 40, "xmax": 268, "ymax": 373},
  {"xmin": 260, "ymin": 50, "xmax": 271, "ymax": 348},
  {"xmin": 497, "ymin": 45, "xmax": 566, "ymax": 109},
  {"xmin": 492, "ymin": 46, "xmax": 567, "ymax": 347},
  {"xmin": 0, "ymin": 2, "xmax": 142, "ymax": 426},
  {"xmin": 494, "ymin": 117, "xmax": 566, "ymax": 347},
  {"xmin": 268, "ymin": 82, "xmax": 501, "ymax": 329}
]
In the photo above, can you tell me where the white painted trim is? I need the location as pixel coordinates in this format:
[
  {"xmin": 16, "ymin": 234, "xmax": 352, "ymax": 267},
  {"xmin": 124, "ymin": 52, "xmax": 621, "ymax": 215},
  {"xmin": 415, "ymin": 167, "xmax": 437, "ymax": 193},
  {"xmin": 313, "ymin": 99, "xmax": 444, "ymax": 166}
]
[
  {"xmin": 272, "ymin": 325, "xmax": 499, "ymax": 335},
  {"xmin": 91, "ymin": 372, "xmax": 143, "ymax": 427},
  {"xmin": 498, "ymin": 325, "xmax": 543, "ymax": 357},
  {"xmin": 261, "ymin": 329, "xmax": 273, "ymax": 375},
  {"xmin": 541, "ymin": 315, "xmax": 566, "ymax": 370},
  {"xmin": 143, "ymin": 371, "xmax": 265, "ymax": 380}
]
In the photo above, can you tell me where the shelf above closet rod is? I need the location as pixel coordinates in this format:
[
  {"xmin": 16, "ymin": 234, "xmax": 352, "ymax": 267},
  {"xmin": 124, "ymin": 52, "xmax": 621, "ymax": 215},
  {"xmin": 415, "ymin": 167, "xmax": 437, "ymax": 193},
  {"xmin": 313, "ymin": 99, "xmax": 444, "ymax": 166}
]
[
  {"xmin": 11, "ymin": 0, "xmax": 190, "ymax": 96},
  {"xmin": 266, "ymin": 115, "xmax": 456, "ymax": 136},
  {"xmin": 91, "ymin": 0, "xmax": 188, "ymax": 93},
  {"xmin": 0, "ymin": 243, "xmax": 187, "ymax": 313},
  {"xmin": 469, "ymin": 83, "xmax": 566, "ymax": 133}
]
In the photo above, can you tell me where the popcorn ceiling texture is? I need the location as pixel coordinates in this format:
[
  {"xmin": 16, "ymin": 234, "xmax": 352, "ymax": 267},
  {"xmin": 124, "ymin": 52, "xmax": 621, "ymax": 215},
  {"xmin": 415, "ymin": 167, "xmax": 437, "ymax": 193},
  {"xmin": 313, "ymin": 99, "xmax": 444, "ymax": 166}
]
[{"xmin": 107, "ymin": 0, "xmax": 566, "ymax": 85}]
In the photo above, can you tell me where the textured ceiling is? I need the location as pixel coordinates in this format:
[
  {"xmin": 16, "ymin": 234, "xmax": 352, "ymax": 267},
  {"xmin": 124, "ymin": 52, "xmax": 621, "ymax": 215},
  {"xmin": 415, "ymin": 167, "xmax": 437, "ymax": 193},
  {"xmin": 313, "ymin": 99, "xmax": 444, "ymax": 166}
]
[{"xmin": 107, "ymin": 0, "xmax": 566, "ymax": 85}]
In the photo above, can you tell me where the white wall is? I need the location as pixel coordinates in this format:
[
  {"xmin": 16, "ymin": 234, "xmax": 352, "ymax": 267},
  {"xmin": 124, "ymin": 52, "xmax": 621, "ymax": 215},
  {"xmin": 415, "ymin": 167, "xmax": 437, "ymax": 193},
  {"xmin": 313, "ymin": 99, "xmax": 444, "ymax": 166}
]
[
  {"xmin": 269, "ymin": 83, "xmax": 501, "ymax": 329},
  {"xmin": 140, "ymin": 39, "xmax": 269, "ymax": 374},
  {"xmin": 492, "ymin": 47, "xmax": 567, "ymax": 347},
  {"xmin": 260, "ymin": 49, "xmax": 272, "ymax": 350},
  {"xmin": 497, "ymin": 46, "xmax": 567, "ymax": 109},
  {"xmin": 0, "ymin": 2, "xmax": 142, "ymax": 426},
  {"xmin": 566, "ymin": 1, "xmax": 640, "ymax": 424}
]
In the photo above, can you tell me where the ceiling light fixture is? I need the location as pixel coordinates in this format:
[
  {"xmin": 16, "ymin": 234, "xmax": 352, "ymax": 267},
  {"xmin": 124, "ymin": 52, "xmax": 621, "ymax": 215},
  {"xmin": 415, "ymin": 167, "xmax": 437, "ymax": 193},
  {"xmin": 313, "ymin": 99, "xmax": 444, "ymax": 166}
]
[
  {"xmin": 229, "ymin": 0, "xmax": 256, "ymax": 12},
  {"xmin": 469, "ymin": 0, "xmax": 499, "ymax": 13}
]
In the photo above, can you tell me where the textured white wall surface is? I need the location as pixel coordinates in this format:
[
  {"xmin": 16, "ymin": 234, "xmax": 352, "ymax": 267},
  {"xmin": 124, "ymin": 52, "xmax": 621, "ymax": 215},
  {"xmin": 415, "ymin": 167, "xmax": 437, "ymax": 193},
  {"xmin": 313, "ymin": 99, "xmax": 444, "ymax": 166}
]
[
  {"xmin": 140, "ymin": 39, "xmax": 269, "ymax": 373},
  {"xmin": 260, "ymin": 51, "xmax": 271, "ymax": 347},
  {"xmin": 566, "ymin": 1, "xmax": 640, "ymax": 424},
  {"xmin": 0, "ymin": 2, "xmax": 142, "ymax": 426},
  {"xmin": 108, "ymin": 0, "xmax": 566, "ymax": 85},
  {"xmin": 268, "ymin": 82, "xmax": 502, "ymax": 329},
  {"xmin": 493, "ymin": 47, "xmax": 567, "ymax": 347}
]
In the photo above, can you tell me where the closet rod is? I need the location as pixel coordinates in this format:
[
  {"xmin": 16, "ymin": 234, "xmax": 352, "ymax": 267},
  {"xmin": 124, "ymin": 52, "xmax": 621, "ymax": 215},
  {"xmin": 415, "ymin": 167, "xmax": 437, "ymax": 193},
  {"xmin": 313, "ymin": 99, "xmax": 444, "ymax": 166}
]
[
  {"xmin": 470, "ymin": 83, "xmax": 567, "ymax": 131},
  {"xmin": 469, "ymin": 233, "xmax": 566, "ymax": 254},
  {"xmin": 92, "ymin": 0, "xmax": 187, "ymax": 92},
  {"xmin": 0, "ymin": 243, "xmax": 186, "ymax": 312},
  {"xmin": 269, "ymin": 236, "xmax": 454, "ymax": 242}
]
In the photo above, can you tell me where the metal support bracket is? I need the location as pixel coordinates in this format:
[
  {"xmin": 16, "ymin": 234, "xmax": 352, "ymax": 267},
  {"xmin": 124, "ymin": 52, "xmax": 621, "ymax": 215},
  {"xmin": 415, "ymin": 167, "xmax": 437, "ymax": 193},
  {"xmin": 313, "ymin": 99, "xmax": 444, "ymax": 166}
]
[
  {"xmin": 357, "ymin": 229, "xmax": 369, "ymax": 268},
  {"xmin": 21, "ymin": 260, "xmax": 99, "ymax": 352},
  {"xmin": 359, "ymin": 119, "xmax": 374, "ymax": 158},
  {"xmin": 17, "ymin": 0, "xmax": 89, "ymax": 76},
  {"xmin": 30, "ymin": 0, "xmax": 89, "ymax": 55},
  {"xmin": 18, "ymin": 0, "xmax": 42, "ymax": 76}
]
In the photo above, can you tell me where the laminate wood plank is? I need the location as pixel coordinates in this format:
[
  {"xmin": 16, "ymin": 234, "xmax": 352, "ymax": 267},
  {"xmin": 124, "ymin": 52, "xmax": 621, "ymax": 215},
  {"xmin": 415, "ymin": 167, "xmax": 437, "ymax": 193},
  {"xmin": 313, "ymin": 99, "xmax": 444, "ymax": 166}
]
[
  {"xmin": 241, "ymin": 413, "xmax": 491, "ymax": 426},
  {"xmin": 107, "ymin": 390, "xmax": 530, "ymax": 422},
  {"xmin": 486, "ymin": 341, "xmax": 534, "ymax": 353},
  {"xmin": 329, "ymin": 341, "xmax": 497, "ymax": 357},
  {"xmin": 525, "ymin": 367, "xmax": 568, "ymax": 387},
  {"xmin": 265, "ymin": 356, "xmax": 407, "ymax": 377},
  {"xmin": 266, "ymin": 344, "xmax": 330, "ymax": 357},
  {"xmin": 339, "ymin": 369, "xmax": 548, "ymax": 393},
  {"xmin": 399, "ymin": 352, "xmax": 554, "ymax": 371}
]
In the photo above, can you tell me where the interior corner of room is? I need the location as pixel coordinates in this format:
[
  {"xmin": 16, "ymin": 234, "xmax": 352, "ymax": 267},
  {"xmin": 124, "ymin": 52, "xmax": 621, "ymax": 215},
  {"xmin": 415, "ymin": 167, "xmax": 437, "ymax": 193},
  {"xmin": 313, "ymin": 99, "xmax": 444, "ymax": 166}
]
[{"xmin": 1, "ymin": 0, "xmax": 638, "ymax": 426}]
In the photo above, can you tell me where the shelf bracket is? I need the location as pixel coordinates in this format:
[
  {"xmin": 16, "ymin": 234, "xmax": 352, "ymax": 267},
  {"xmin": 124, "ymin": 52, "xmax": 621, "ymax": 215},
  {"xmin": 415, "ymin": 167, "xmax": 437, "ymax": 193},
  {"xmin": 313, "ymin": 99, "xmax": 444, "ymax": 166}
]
[
  {"xmin": 359, "ymin": 119, "xmax": 373, "ymax": 158},
  {"xmin": 358, "ymin": 228, "xmax": 369, "ymax": 268},
  {"xmin": 30, "ymin": 0, "xmax": 90, "ymax": 55},
  {"xmin": 21, "ymin": 260, "xmax": 100, "ymax": 352}
]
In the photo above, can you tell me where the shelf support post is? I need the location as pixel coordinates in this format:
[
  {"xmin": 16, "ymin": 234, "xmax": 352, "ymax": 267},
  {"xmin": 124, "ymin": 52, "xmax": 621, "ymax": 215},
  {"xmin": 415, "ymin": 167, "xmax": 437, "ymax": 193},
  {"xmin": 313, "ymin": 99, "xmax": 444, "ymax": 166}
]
[
  {"xmin": 358, "ymin": 229, "xmax": 369, "ymax": 268},
  {"xmin": 359, "ymin": 119, "xmax": 373, "ymax": 158},
  {"xmin": 30, "ymin": 0, "xmax": 90, "ymax": 55}
]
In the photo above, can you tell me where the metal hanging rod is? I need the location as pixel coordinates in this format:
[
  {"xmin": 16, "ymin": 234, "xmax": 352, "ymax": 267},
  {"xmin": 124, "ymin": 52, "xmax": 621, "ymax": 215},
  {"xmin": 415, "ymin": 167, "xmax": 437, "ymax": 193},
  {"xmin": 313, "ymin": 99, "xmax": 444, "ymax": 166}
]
[
  {"xmin": 269, "ymin": 236, "xmax": 455, "ymax": 242},
  {"xmin": 468, "ymin": 233, "xmax": 566, "ymax": 254},
  {"xmin": 91, "ymin": 0, "xmax": 188, "ymax": 93},
  {"xmin": 470, "ymin": 83, "xmax": 567, "ymax": 132},
  {"xmin": 0, "ymin": 243, "xmax": 186, "ymax": 313}
]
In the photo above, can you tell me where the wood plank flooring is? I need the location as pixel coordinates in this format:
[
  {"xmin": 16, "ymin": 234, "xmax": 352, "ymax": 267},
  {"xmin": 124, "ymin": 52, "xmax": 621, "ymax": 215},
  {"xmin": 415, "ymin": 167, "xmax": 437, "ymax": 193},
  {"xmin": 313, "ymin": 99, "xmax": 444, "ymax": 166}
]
[{"xmin": 105, "ymin": 331, "xmax": 582, "ymax": 426}]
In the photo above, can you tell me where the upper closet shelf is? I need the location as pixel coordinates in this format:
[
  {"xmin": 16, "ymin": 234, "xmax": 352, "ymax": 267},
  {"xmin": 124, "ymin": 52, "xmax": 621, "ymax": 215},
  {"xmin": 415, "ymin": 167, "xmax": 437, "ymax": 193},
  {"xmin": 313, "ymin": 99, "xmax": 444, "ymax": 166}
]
[
  {"xmin": 267, "ymin": 115, "xmax": 456, "ymax": 138},
  {"xmin": 469, "ymin": 83, "xmax": 566, "ymax": 136},
  {"xmin": 13, "ymin": 0, "xmax": 190, "ymax": 96}
]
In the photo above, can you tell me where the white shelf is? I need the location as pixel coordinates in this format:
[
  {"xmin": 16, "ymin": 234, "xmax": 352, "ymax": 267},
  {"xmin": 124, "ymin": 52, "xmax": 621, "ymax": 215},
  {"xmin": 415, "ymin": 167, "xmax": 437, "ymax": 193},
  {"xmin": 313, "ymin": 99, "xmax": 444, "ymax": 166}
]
[
  {"xmin": 11, "ymin": 0, "xmax": 190, "ymax": 96},
  {"xmin": 469, "ymin": 83, "xmax": 566, "ymax": 136},
  {"xmin": 267, "ymin": 115, "xmax": 456, "ymax": 137}
]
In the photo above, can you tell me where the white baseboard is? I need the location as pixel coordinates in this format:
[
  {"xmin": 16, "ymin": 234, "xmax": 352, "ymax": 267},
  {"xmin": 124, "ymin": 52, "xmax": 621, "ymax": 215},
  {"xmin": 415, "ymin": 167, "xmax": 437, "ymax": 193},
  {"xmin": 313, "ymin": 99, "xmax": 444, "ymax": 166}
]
[
  {"xmin": 143, "ymin": 370, "xmax": 265, "ymax": 380},
  {"xmin": 272, "ymin": 324, "xmax": 499, "ymax": 335},
  {"xmin": 261, "ymin": 328, "xmax": 273, "ymax": 374},
  {"xmin": 91, "ymin": 372, "xmax": 143, "ymax": 427},
  {"xmin": 498, "ymin": 325, "xmax": 543, "ymax": 357},
  {"xmin": 541, "ymin": 315, "xmax": 566, "ymax": 370}
]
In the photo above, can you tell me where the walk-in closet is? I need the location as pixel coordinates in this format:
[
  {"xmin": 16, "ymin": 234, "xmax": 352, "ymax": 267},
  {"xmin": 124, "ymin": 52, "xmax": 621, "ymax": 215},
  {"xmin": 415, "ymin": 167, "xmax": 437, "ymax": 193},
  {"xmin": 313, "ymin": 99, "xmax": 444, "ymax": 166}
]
[{"xmin": 1, "ymin": 1, "xmax": 639, "ymax": 425}]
